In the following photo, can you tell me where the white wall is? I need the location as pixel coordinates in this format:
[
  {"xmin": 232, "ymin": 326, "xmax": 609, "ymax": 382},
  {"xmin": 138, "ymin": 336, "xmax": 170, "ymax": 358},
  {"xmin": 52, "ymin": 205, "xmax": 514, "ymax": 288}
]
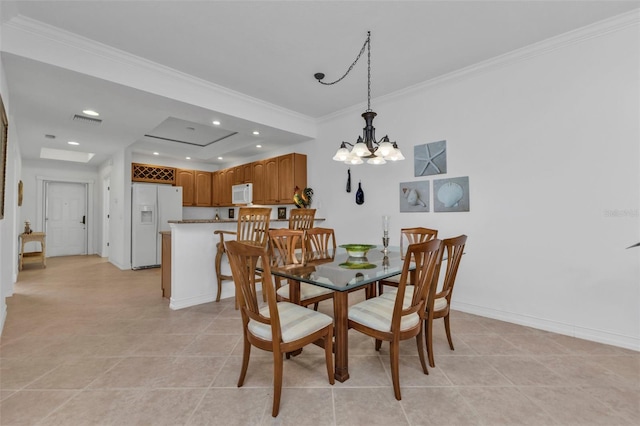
[
  {"xmin": 0, "ymin": 50, "xmax": 23, "ymax": 332},
  {"xmin": 304, "ymin": 22, "xmax": 640, "ymax": 349}
]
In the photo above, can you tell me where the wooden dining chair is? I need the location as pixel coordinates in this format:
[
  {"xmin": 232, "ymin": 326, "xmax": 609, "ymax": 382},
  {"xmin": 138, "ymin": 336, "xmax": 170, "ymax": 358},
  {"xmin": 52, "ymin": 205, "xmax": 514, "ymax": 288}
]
[
  {"xmin": 288, "ymin": 208, "xmax": 316, "ymax": 230},
  {"xmin": 225, "ymin": 240, "xmax": 334, "ymax": 417},
  {"xmin": 214, "ymin": 207, "xmax": 271, "ymax": 305},
  {"xmin": 348, "ymin": 239, "xmax": 442, "ymax": 400},
  {"xmin": 268, "ymin": 228, "xmax": 334, "ymax": 310},
  {"xmin": 378, "ymin": 227, "xmax": 438, "ymax": 295},
  {"xmin": 424, "ymin": 234, "xmax": 467, "ymax": 367},
  {"xmin": 305, "ymin": 227, "xmax": 337, "ymax": 262}
]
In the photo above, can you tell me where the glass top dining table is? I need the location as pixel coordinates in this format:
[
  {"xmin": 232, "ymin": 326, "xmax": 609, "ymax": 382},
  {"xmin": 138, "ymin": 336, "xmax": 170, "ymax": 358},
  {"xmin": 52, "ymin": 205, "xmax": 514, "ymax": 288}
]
[{"xmin": 267, "ymin": 247, "xmax": 412, "ymax": 382}]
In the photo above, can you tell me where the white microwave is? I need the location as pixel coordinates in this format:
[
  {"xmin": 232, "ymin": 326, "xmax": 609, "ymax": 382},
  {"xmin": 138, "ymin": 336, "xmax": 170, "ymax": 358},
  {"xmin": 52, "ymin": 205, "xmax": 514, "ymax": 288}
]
[{"xmin": 232, "ymin": 183, "xmax": 253, "ymax": 205}]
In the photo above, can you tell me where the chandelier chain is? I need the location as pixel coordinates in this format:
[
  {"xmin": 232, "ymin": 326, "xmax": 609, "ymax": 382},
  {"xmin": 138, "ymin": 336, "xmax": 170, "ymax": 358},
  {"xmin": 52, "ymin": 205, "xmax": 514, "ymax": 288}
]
[
  {"xmin": 367, "ymin": 31, "xmax": 371, "ymax": 111},
  {"xmin": 317, "ymin": 31, "xmax": 371, "ymax": 92}
]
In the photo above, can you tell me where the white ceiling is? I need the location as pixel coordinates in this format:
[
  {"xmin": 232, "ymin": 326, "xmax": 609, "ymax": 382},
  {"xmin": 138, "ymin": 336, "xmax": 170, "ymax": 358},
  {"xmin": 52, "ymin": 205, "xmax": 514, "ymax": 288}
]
[{"xmin": 2, "ymin": 1, "xmax": 638, "ymax": 167}]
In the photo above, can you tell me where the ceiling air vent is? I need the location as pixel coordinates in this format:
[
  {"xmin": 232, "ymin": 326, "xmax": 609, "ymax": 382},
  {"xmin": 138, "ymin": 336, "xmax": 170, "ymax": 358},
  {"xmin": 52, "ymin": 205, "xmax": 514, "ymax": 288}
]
[{"xmin": 73, "ymin": 114, "xmax": 102, "ymax": 125}]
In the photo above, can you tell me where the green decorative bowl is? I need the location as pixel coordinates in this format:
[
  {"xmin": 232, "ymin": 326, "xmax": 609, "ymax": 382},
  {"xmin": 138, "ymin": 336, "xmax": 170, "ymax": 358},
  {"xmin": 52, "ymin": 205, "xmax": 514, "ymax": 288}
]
[{"xmin": 339, "ymin": 244, "xmax": 376, "ymax": 258}]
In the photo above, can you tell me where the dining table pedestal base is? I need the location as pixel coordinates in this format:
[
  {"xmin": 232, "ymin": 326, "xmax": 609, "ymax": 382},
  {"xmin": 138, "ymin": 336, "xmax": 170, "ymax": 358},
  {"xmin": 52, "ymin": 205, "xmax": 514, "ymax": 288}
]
[{"xmin": 333, "ymin": 291, "xmax": 350, "ymax": 382}]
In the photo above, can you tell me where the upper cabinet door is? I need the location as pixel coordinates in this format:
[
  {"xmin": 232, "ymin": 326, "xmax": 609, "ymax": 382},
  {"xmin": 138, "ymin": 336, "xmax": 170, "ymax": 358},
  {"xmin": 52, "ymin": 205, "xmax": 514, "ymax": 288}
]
[
  {"xmin": 212, "ymin": 171, "xmax": 221, "ymax": 207},
  {"xmin": 252, "ymin": 161, "xmax": 265, "ymax": 204},
  {"xmin": 194, "ymin": 171, "xmax": 212, "ymax": 206},
  {"xmin": 277, "ymin": 153, "xmax": 307, "ymax": 204},
  {"xmin": 263, "ymin": 157, "xmax": 279, "ymax": 204},
  {"xmin": 176, "ymin": 169, "xmax": 195, "ymax": 206}
]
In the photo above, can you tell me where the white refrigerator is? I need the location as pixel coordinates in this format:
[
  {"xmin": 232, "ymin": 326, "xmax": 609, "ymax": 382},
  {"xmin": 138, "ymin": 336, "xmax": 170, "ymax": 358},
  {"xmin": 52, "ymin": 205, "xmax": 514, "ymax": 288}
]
[{"xmin": 131, "ymin": 183, "xmax": 183, "ymax": 269}]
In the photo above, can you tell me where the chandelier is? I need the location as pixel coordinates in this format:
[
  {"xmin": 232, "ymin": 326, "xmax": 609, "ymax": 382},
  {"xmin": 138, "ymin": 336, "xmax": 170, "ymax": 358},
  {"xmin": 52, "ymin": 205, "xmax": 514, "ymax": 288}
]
[{"xmin": 315, "ymin": 31, "xmax": 404, "ymax": 165}]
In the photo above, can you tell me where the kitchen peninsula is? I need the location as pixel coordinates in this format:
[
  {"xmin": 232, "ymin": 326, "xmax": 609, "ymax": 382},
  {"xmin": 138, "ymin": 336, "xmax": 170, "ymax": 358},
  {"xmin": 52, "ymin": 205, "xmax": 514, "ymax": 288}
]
[{"xmin": 164, "ymin": 217, "xmax": 324, "ymax": 310}]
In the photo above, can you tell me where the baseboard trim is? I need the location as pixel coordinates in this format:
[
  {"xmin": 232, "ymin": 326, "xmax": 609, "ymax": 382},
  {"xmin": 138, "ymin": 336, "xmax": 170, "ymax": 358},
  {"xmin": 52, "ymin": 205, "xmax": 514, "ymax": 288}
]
[
  {"xmin": 452, "ymin": 301, "xmax": 640, "ymax": 352},
  {"xmin": 169, "ymin": 293, "xmax": 216, "ymax": 310}
]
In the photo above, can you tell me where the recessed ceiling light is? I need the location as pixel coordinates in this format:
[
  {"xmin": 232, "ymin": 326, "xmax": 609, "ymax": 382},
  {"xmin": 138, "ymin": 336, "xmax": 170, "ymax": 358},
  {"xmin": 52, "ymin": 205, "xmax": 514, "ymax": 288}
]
[
  {"xmin": 82, "ymin": 110, "xmax": 99, "ymax": 116},
  {"xmin": 217, "ymin": 156, "xmax": 223, "ymax": 160},
  {"xmin": 67, "ymin": 141, "xmax": 79, "ymax": 146},
  {"xmin": 185, "ymin": 157, "xmax": 191, "ymax": 160},
  {"xmin": 256, "ymin": 145, "xmax": 262, "ymax": 148},
  {"xmin": 212, "ymin": 120, "xmax": 221, "ymax": 126},
  {"xmin": 252, "ymin": 131, "xmax": 260, "ymax": 135},
  {"xmin": 153, "ymin": 152, "xmax": 159, "ymax": 156}
]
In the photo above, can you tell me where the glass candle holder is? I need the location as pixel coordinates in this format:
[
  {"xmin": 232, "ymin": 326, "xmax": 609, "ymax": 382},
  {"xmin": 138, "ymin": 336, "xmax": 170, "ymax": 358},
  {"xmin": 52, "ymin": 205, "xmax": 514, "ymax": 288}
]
[{"xmin": 382, "ymin": 215, "xmax": 390, "ymax": 255}]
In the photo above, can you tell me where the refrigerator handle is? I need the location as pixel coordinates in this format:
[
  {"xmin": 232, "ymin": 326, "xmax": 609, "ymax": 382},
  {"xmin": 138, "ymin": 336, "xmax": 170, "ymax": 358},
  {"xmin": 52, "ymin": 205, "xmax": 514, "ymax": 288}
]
[{"xmin": 81, "ymin": 215, "xmax": 86, "ymax": 225}]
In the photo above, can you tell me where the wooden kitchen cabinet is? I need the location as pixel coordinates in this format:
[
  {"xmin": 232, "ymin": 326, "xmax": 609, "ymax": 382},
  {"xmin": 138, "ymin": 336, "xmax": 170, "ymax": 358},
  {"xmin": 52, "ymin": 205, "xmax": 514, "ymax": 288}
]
[
  {"xmin": 176, "ymin": 169, "xmax": 195, "ymax": 206},
  {"xmin": 194, "ymin": 170, "xmax": 212, "ymax": 206},
  {"xmin": 251, "ymin": 161, "xmax": 265, "ymax": 204},
  {"xmin": 263, "ymin": 157, "xmax": 279, "ymax": 204},
  {"xmin": 176, "ymin": 169, "xmax": 212, "ymax": 206},
  {"xmin": 278, "ymin": 153, "xmax": 306, "ymax": 204},
  {"xmin": 263, "ymin": 153, "xmax": 307, "ymax": 204},
  {"xmin": 166, "ymin": 153, "xmax": 305, "ymax": 207},
  {"xmin": 232, "ymin": 163, "xmax": 253, "ymax": 185},
  {"xmin": 212, "ymin": 171, "xmax": 221, "ymax": 206},
  {"xmin": 212, "ymin": 169, "xmax": 232, "ymax": 206}
]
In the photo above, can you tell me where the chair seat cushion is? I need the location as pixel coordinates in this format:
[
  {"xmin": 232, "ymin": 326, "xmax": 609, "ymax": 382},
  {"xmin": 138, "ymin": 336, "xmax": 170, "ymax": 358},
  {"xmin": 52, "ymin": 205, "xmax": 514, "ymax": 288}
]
[
  {"xmin": 277, "ymin": 283, "xmax": 333, "ymax": 301},
  {"xmin": 433, "ymin": 297, "xmax": 448, "ymax": 311},
  {"xmin": 381, "ymin": 274, "xmax": 401, "ymax": 284},
  {"xmin": 249, "ymin": 302, "xmax": 333, "ymax": 343},
  {"xmin": 348, "ymin": 296, "xmax": 420, "ymax": 332},
  {"xmin": 379, "ymin": 286, "xmax": 413, "ymax": 309},
  {"xmin": 381, "ymin": 287, "xmax": 448, "ymax": 312}
]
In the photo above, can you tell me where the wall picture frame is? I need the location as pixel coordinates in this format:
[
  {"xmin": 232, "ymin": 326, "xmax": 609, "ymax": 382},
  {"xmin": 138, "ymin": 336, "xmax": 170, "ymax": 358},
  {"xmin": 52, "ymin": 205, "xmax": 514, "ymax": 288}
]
[
  {"xmin": 433, "ymin": 176, "xmax": 470, "ymax": 212},
  {"xmin": 0, "ymin": 94, "xmax": 8, "ymax": 220},
  {"xmin": 414, "ymin": 140, "xmax": 447, "ymax": 177},
  {"xmin": 278, "ymin": 207, "xmax": 287, "ymax": 220},
  {"xmin": 399, "ymin": 181, "xmax": 430, "ymax": 212}
]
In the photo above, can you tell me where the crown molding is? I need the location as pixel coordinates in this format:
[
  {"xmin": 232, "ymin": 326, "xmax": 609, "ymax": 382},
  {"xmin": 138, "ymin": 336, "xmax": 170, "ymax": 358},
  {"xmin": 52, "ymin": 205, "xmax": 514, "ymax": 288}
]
[
  {"xmin": 2, "ymin": 15, "xmax": 316, "ymax": 128},
  {"xmin": 319, "ymin": 8, "xmax": 640, "ymax": 123}
]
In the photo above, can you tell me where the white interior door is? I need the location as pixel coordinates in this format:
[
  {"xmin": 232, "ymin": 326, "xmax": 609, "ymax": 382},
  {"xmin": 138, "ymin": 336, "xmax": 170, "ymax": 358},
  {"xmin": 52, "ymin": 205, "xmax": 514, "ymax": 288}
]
[{"xmin": 46, "ymin": 181, "xmax": 88, "ymax": 257}]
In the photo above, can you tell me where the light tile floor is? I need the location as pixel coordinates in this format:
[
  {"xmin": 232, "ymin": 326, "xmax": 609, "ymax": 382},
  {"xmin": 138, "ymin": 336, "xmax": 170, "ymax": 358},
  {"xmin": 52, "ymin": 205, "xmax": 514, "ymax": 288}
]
[{"xmin": 1, "ymin": 256, "xmax": 638, "ymax": 425}]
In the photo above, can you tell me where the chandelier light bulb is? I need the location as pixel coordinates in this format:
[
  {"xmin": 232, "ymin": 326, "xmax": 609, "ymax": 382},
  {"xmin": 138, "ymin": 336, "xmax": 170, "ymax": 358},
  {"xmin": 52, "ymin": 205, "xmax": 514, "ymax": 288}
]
[
  {"xmin": 387, "ymin": 147, "xmax": 405, "ymax": 161},
  {"xmin": 377, "ymin": 140, "xmax": 395, "ymax": 157},
  {"xmin": 351, "ymin": 142, "xmax": 370, "ymax": 157},
  {"xmin": 344, "ymin": 154, "xmax": 363, "ymax": 165},
  {"xmin": 332, "ymin": 147, "xmax": 351, "ymax": 161},
  {"xmin": 367, "ymin": 156, "xmax": 386, "ymax": 165}
]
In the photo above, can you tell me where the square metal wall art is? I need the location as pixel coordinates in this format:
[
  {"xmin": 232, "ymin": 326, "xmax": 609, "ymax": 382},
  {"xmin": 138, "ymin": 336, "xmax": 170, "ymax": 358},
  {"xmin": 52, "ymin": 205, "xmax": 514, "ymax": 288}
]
[
  {"xmin": 399, "ymin": 181, "xmax": 430, "ymax": 212},
  {"xmin": 433, "ymin": 176, "xmax": 470, "ymax": 212},
  {"xmin": 414, "ymin": 140, "xmax": 447, "ymax": 177}
]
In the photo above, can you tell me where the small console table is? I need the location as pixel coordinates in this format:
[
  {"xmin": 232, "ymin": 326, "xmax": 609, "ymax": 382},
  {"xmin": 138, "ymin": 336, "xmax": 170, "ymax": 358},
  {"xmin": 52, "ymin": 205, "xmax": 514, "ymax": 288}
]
[{"xmin": 19, "ymin": 232, "xmax": 46, "ymax": 270}]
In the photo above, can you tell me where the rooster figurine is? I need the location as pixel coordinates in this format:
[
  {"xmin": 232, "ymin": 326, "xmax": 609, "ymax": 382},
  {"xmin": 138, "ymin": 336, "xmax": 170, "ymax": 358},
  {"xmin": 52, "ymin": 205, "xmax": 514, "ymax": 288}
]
[{"xmin": 293, "ymin": 186, "xmax": 313, "ymax": 208}]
